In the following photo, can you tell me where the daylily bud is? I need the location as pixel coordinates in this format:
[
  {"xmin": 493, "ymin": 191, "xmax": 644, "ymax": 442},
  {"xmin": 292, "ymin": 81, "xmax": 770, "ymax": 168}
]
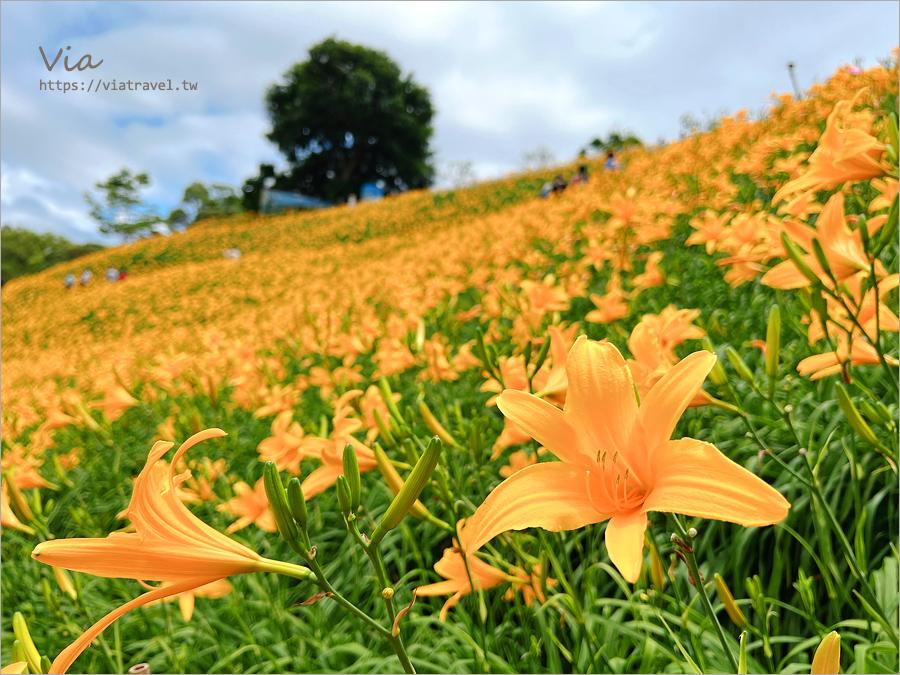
[
  {"xmin": 738, "ymin": 631, "xmax": 748, "ymax": 674},
  {"xmin": 726, "ymin": 347, "xmax": 755, "ymax": 384},
  {"xmin": 811, "ymin": 238, "xmax": 837, "ymax": 281},
  {"xmin": 372, "ymin": 407, "xmax": 397, "ymax": 448},
  {"xmin": 714, "ymin": 573, "xmax": 747, "ymax": 628},
  {"xmin": 873, "ymin": 194, "xmax": 898, "ymax": 257},
  {"xmin": 780, "ymin": 232, "xmax": 820, "ymax": 287},
  {"xmin": 335, "ymin": 475, "xmax": 353, "ymax": 521},
  {"xmin": 372, "ymin": 443, "xmax": 431, "ymax": 521},
  {"xmin": 702, "ymin": 339, "xmax": 727, "ymax": 386},
  {"xmin": 52, "ymin": 566, "xmax": 77, "ymax": 601},
  {"xmin": 648, "ymin": 539, "xmax": 666, "ymax": 591},
  {"xmin": 414, "ymin": 318, "xmax": 425, "ymax": 353},
  {"xmin": 531, "ymin": 337, "xmax": 552, "ymax": 376},
  {"xmin": 766, "ymin": 305, "xmax": 781, "ymax": 398},
  {"xmin": 6, "ymin": 478, "xmax": 33, "ymax": 523},
  {"xmin": 378, "ymin": 378, "xmax": 408, "ymax": 435},
  {"xmin": 40, "ymin": 656, "xmax": 52, "ymax": 675},
  {"xmin": 263, "ymin": 462, "xmax": 301, "ymax": 553},
  {"xmin": 371, "ymin": 437, "xmax": 442, "ymax": 545},
  {"xmin": 286, "ymin": 478, "xmax": 310, "ymax": 548},
  {"xmin": 342, "ymin": 444, "xmax": 361, "ymax": 513},
  {"xmin": 836, "ymin": 385, "xmax": 883, "ymax": 448},
  {"xmin": 13, "ymin": 612, "xmax": 42, "ymax": 675},
  {"xmin": 857, "ymin": 214, "xmax": 870, "ymax": 251},
  {"xmin": 522, "ymin": 341, "xmax": 533, "ymax": 369},
  {"xmin": 419, "ymin": 401, "xmax": 459, "ymax": 448},
  {"xmin": 11, "ymin": 641, "xmax": 28, "ymax": 670},
  {"xmin": 42, "ymin": 578, "xmax": 61, "ymax": 614},
  {"xmin": 811, "ymin": 631, "xmax": 841, "ymax": 674}
]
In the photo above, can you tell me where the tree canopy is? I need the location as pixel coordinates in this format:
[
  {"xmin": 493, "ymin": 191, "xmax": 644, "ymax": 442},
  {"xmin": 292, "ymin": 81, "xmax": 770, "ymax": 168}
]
[
  {"xmin": 168, "ymin": 182, "xmax": 244, "ymax": 230},
  {"xmin": 84, "ymin": 169, "xmax": 163, "ymax": 241},
  {"xmin": 260, "ymin": 38, "xmax": 435, "ymax": 204},
  {"xmin": 1, "ymin": 225, "xmax": 104, "ymax": 286}
]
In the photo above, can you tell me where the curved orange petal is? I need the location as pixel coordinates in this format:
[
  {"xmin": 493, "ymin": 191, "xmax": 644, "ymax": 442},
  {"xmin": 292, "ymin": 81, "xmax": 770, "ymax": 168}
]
[
  {"xmin": 761, "ymin": 259, "xmax": 813, "ymax": 289},
  {"xmin": 463, "ymin": 462, "xmax": 610, "ymax": 554},
  {"xmin": 643, "ymin": 439, "xmax": 790, "ymax": 526},
  {"xmin": 640, "ymin": 351, "xmax": 716, "ymax": 457},
  {"xmin": 300, "ymin": 464, "xmax": 342, "ymax": 499},
  {"xmin": 496, "ymin": 390, "xmax": 589, "ymax": 465},
  {"xmin": 604, "ymin": 510, "xmax": 648, "ymax": 583},
  {"xmin": 564, "ymin": 337, "xmax": 637, "ymax": 457},
  {"xmin": 50, "ymin": 577, "xmax": 214, "ymax": 674}
]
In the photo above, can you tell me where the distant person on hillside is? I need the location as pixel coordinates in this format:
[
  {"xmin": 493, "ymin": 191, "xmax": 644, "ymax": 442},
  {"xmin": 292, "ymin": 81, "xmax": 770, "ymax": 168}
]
[
  {"xmin": 552, "ymin": 175, "xmax": 567, "ymax": 194},
  {"xmin": 540, "ymin": 181, "xmax": 553, "ymax": 198},
  {"xmin": 64, "ymin": 273, "xmax": 76, "ymax": 289},
  {"xmin": 80, "ymin": 269, "xmax": 93, "ymax": 286},
  {"xmin": 224, "ymin": 247, "xmax": 242, "ymax": 260},
  {"xmin": 570, "ymin": 165, "xmax": 589, "ymax": 186},
  {"xmin": 106, "ymin": 266, "xmax": 119, "ymax": 283},
  {"xmin": 118, "ymin": 268, "xmax": 129, "ymax": 281},
  {"xmin": 604, "ymin": 151, "xmax": 621, "ymax": 172}
]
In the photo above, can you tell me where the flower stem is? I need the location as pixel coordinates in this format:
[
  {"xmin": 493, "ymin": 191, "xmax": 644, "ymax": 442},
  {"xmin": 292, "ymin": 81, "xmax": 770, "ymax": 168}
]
[{"xmin": 670, "ymin": 515, "xmax": 740, "ymax": 674}]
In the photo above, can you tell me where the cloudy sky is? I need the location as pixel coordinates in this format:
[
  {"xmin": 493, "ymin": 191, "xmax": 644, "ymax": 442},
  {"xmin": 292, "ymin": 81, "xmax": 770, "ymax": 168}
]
[{"xmin": 1, "ymin": 1, "xmax": 897, "ymax": 244}]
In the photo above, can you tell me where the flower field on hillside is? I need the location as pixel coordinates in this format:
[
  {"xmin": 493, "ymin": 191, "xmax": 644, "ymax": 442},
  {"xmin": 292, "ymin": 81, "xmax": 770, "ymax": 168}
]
[{"xmin": 2, "ymin": 54, "xmax": 898, "ymax": 675}]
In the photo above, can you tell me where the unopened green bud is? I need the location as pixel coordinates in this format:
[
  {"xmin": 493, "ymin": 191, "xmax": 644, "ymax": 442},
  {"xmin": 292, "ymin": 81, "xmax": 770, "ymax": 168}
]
[
  {"xmin": 765, "ymin": 305, "xmax": 781, "ymax": 397},
  {"xmin": 342, "ymin": 444, "xmax": 361, "ymax": 513},
  {"xmin": 263, "ymin": 462, "xmax": 301, "ymax": 553},
  {"xmin": 371, "ymin": 437, "xmax": 442, "ymax": 545},
  {"xmin": 836, "ymin": 385, "xmax": 884, "ymax": 449},
  {"xmin": 11, "ymin": 641, "xmax": 27, "ymax": 669},
  {"xmin": 522, "ymin": 341, "xmax": 533, "ymax": 369},
  {"xmin": 781, "ymin": 232, "xmax": 820, "ymax": 287},
  {"xmin": 874, "ymin": 194, "xmax": 899, "ymax": 257},
  {"xmin": 42, "ymin": 578, "xmax": 61, "ymax": 614},
  {"xmin": 857, "ymin": 214, "xmax": 870, "ymax": 250},
  {"xmin": 372, "ymin": 443, "xmax": 432, "ymax": 521},
  {"xmin": 738, "ymin": 631, "xmax": 749, "ymax": 675},
  {"xmin": 702, "ymin": 339, "xmax": 727, "ymax": 386},
  {"xmin": 41, "ymin": 655, "xmax": 52, "ymax": 674},
  {"xmin": 810, "ymin": 238, "xmax": 835, "ymax": 282},
  {"xmin": 378, "ymin": 378, "xmax": 408, "ymax": 435},
  {"xmin": 336, "ymin": 475, "xmax": 353, "ymax": 520},
  {"xmin": 372, "ymin": 407, "xmax": 397, "ymax": 448},
  {"xmin": 531, "ymin": 336, "xmax": 552, "ymax": 375},
  {"xmin": 726, "ymin": 347, "xmax": 755, "ymax": 384},
  {"xmin": 286, "ymin": 478, "xmax": 310, "ymax": 549},
  {"xmin": 13, "ymin": 612, "xmax": 42, "ymax": 675}
]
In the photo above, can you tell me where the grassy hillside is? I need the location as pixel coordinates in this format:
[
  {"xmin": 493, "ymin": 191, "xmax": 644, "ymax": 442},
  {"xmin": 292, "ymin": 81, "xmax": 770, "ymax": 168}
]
[{"xmin": 1, "ymin": 57, "xmax": 898, "ymax": 675}]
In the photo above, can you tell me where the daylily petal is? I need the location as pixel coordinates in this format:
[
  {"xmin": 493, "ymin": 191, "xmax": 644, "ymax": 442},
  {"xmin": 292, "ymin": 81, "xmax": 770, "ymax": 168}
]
[
  {"xmin": 640, "ymin": 351, "xmax": 716, "ymax": 457},
  {"xmin": 463, "ymin": 462, "xmax": 610, "ymax": 554},
  {"xmin": 496, "ymin": 390, "xmax": 589, "ymax": 465},
  {"xmin": 643, "ymin": 439, "xmax": 789, "ymax": 526},
  {"xmin": 604, "ymin": 510, "xmax": 648, "ymax": 583},
  {"xmin": 50, "ymin": 577, "xmax": 214, "ymax": 674},
  {"xmin": 564, "ymin": 337, "xmax": 637, "ymax": 458}
]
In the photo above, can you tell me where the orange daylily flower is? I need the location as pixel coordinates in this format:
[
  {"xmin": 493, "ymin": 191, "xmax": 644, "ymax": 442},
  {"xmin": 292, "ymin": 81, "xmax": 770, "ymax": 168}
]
[
  {"xmin": 301, "ymin": 390, "xmax": 378, "ymax": 499},
  {"xmin": 1, "ymin": 482, "xmax": 35, "ymax": 535},
  {"xmin": 89, "ymin": 383, "xmax": 139, "ymax": 423},
  {"xmin": 773, "ymin": 89, "xmax": 888, "ymax": 208},
  {"xmin": 216, "ymin": 477, "xmax": 277, "ymax": 534},
  {"xmin": 257, "ymin": 411, "xmax": 313, "ymax": 475},
  {"xmin": 797, "ymin": 335, "xmax": 899, "ymax": 380},
  {"xmin": 585, "ymin": 275, "xmax": 630, "ymax": 324},
  {"xmin": 416, "ymin": 545, "xmax": 511, "ymax": 621},
  {"xmin": 499, "ymin": 450, "xmax": 538, "ymax": 478},
  {"xmin": 631, "ymin": 252, "xmax": 665, "ymax": 290},
  {"xmin": 763, "ymin": 193, "xmax": 883, "ymax": 289},
  {"xmin": 463, "ymin": 338, "xmax": 790, "ymax": 583},
  {"xmin": 31, "ymin": 429, "xmax": 305, "ymax": 674}
]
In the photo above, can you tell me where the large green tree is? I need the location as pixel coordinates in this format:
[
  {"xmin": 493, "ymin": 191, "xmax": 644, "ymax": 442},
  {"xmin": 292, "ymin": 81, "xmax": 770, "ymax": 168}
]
[
  {"xmin": 262, "ymin": 38, "xmax": 435, "ymax": 203},
  {"xmin": 84, "ymin": 169, "xmax": 163, "ymax": 241}
]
